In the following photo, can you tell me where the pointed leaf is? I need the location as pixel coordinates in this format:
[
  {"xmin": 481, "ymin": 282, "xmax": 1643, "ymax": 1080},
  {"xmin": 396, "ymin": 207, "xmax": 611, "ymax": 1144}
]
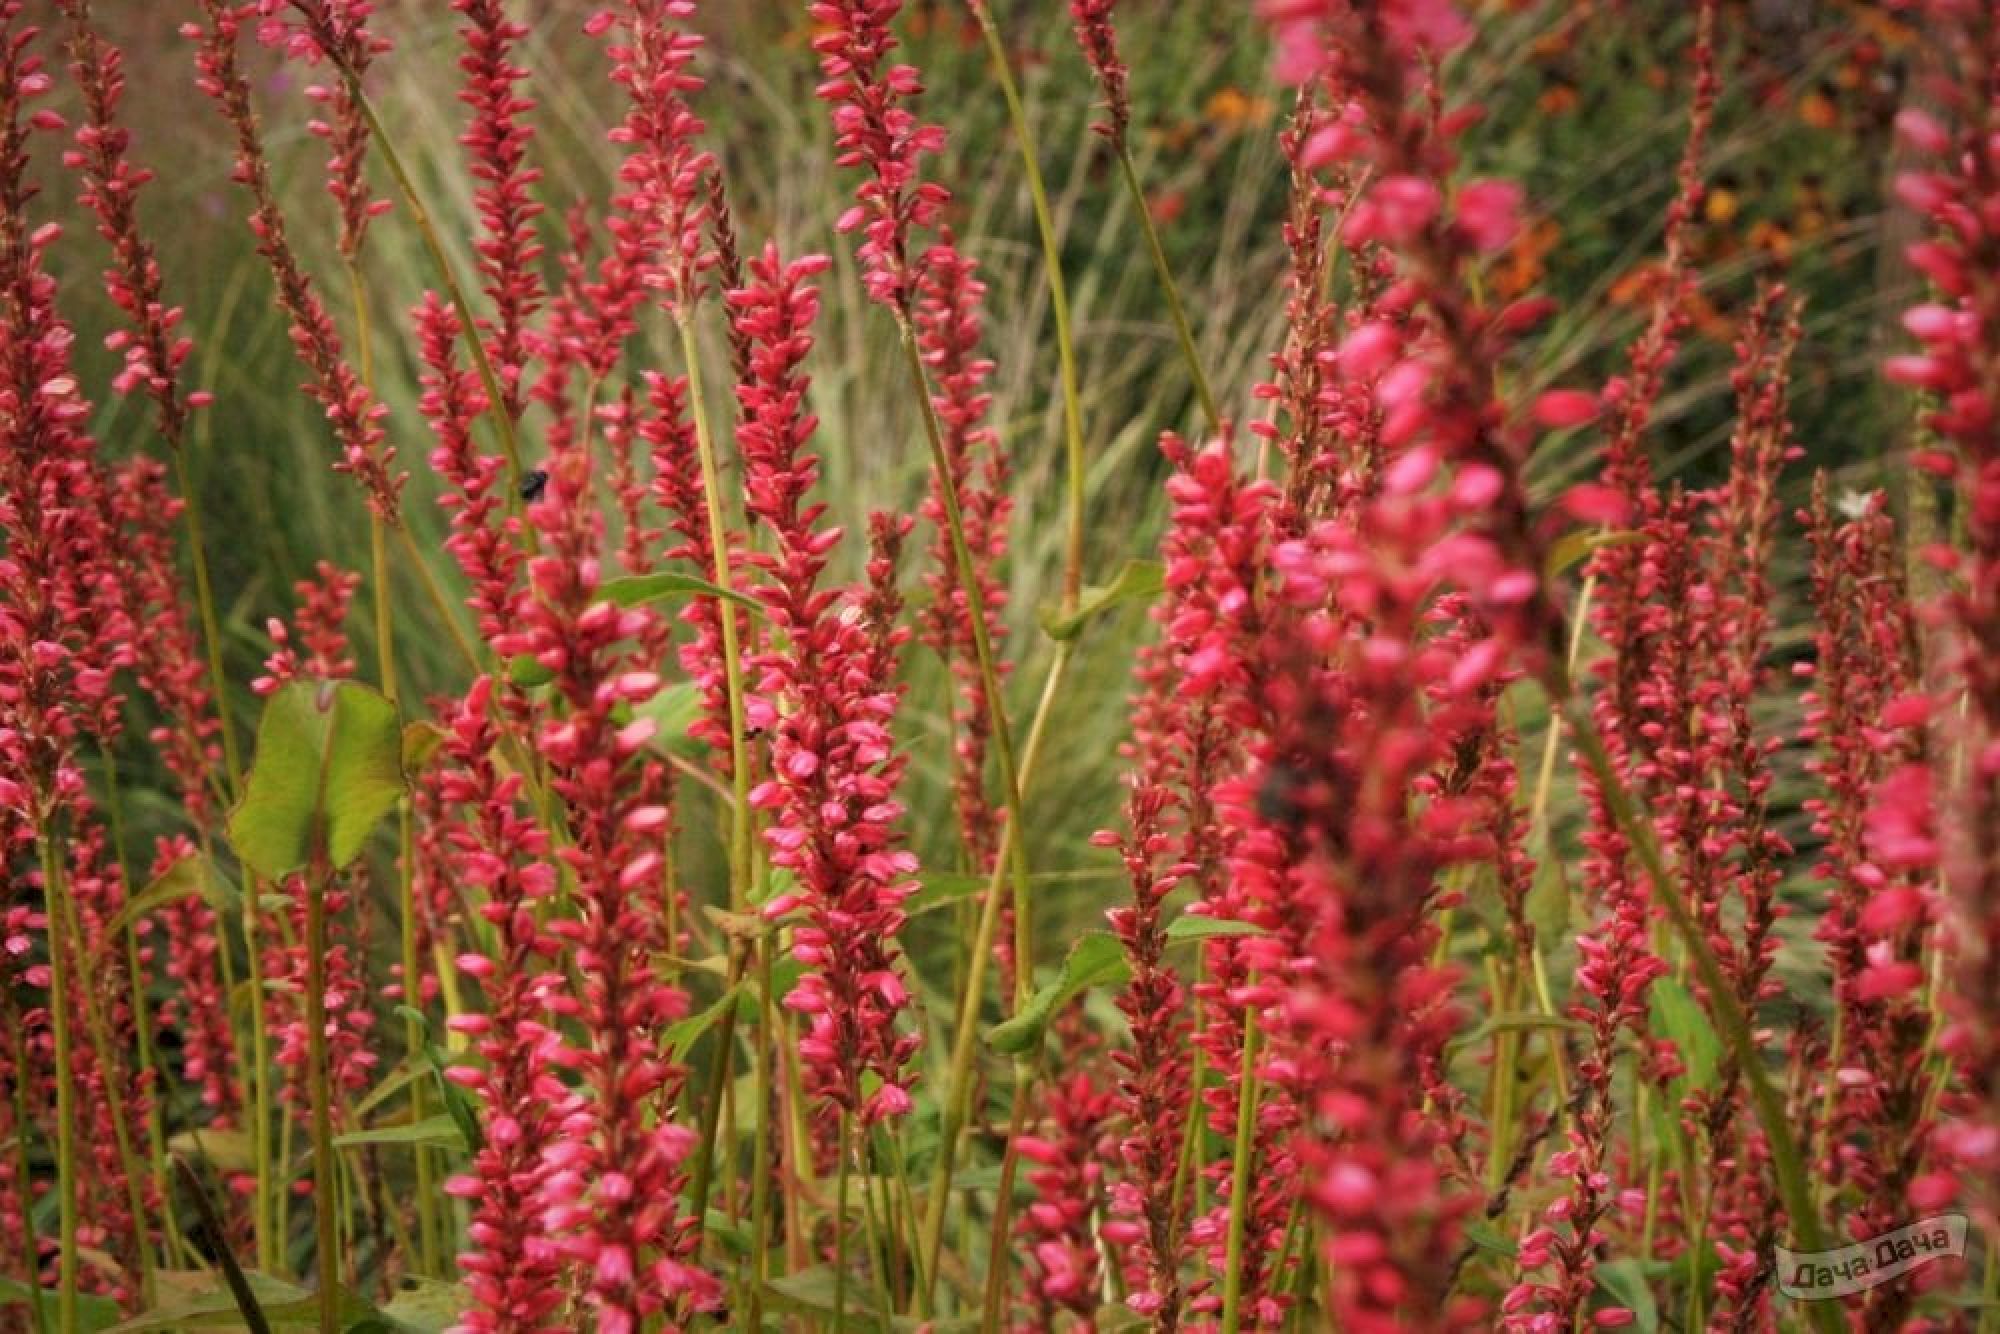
[
  {"xmin": 333, "ymin": 1113, "xmax": 468, "ymax": 1152},
  {"xmin": 1040, "ymin": 559, "xmax": 1165, "ymax": 641},
  {"xmin": 601, "ymin": 570, "xmax": 761, "ymax": 614},
  {"xmin": 1649, "ymin": 976, "xmax": 1721, "ymax": 1096},
  {"xmin": 104, "ymin": 853, "xmax": 237, "ymax": 940},
  {"xmin": 986, "ymin": 931, "xmax": 1130, "ymax": 1055},
  {"xmin": 0, "ymin": 1277, "xmax": 119, "ymax": 1332},
  {"xmin": 1164, "ymin": 913, "xmax": 1267, "ymax": 943}
]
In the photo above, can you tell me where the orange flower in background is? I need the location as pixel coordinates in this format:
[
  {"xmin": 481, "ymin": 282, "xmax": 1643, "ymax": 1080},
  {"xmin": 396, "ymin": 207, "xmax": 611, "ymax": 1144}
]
[
  {"xmin": 1204, "ymin": 86, "xmax": 1273, "ymax": 136},
  {"xmin": 1492, "ymin": 215, "xmax": 1560, "ymax": 300}
]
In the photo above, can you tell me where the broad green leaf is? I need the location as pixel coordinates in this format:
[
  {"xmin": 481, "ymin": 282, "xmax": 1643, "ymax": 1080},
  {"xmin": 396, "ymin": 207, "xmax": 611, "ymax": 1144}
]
[
  {"xmin": 0, "ymin": 1277, "xmax": 119, "ymax": 1332},
  {"xmin": 601, "ymin": 570, "xmax": 761, "ymax": 614},
  {"xmin": 333, "ymin": 1113, "xmax": 468, "ymax": 1152},
  {"xmin": 104, "ymin": 853, "xmax": 237, "ymax": 940},
  {"xmin": 987, "ymin": 931, "xmax": 1130, "ymax": 1055},
  {"xmin": 372, "ymin": 1277, "xmax": 465, "ymax": 1333},
  {"xmin": 1039, "ymin": 559, "xmax": 1165, "ymax": 641},
  {"xmin": 101, "ymin": 1268, "xmax": 380, "ymax": 1330},
  {"xmin": 227, "ymin": 681, "xmax": 406, "ymax": 881},
  {"xmin": 1593, "ymin": 1258, "xmax": 1660, "ymax": 1332},
  {"xmin": 1164, "ymin": 913, "xmax": 1268, "ymax": 943},
  {"xmin": 1648, "ymin": 976, "xmax": 1721, "ymax": 1096},
  {"xmin": 1451, "ymin": 1011, "xmax": 1589, "ymax": 1050}
]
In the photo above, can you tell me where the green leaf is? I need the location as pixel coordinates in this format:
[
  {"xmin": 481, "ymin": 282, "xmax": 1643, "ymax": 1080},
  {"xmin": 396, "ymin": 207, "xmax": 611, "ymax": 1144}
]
[
  {"xmin": 401, "ymin": 721, "xmax": 446, "ymax": 774},
  {"xmin": 1649, "ymin": 976, "xmax": 1721, "ymax": 1096},
  {"xmin": 662, "ymin": 985, "xmax": 739, "ymax": 1062},
  {"xmin": 0, "ymin": 1277, "xmax": 120, "ymax": 1332},
  {"xmin": 333, "ymin": 1113, "xmax": 468, "ymax": 1152},
  {"xmin": 600, "ymin": 570, "xmax": 761, "ymax": 614},
  {"xmin": 1164, "ymin": 913, "xmax": 1267, "ymax": 943},
  {"xmin": 632, "ymin": 680, "xmax": 705, "ymax": 760},
  {"xmin": 101, "ymin": 1268, "xmax": 359, "ymax": 1330},
  {"xmin": 1544, "ymin": 528, "xmax": 1644, "ymax": 579},
  {"xmin": 1039, "ymin": 559, "xmax": 1165, "ymax": 641},
  {"xmin": 907, "ymin": 869, "xmax": 1123, "ymax": 917},
  {"xmin": 1524, "ymin": 857, "xmax": 1571, "ymax": 947},
  {"xmin": 167, "ymin": 1127, "xmax": 259, "ymax": 1174},
  {"xmin": 1451, "ymin": 1011, "xmax": 1589, "ymax": 1050},
  {"xmin": 1593, "ymin": 1257, "xmax": 1660, "ymax": 1332},
  {"xmin": 1463, "ymin": 1221, "xmax": 1519, "ymax": 1259},
  {"xmin": 372, "ymin": 1277, "xmax": 465, "ymax": 1333},
  {"xmin": 104, "ymin": 852, "xmax": 237, "ymax": 940},
  {"xmin": 506, "ymin": 654, "xmax": 554, "ymax": 688},
  {"xmin": 227, "ymin": 681, "xmax": 406, "ymax": 881},
  {"xmin": 986, "ymin": 931, "xmax": 1130, "ymax": 1055},
  {"xmin": 397, "ymin": 1006, "xmax": 484, "ymax": 1155}
]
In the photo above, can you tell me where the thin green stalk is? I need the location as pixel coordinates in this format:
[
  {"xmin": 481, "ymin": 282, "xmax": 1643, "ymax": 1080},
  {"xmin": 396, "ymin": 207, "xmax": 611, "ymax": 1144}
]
[
  {"xmin": 242, "ymin": 883, "xmax": 279, "ymax": 1273},
  {"xmin": 1219, "ymin": 995, "xmax": 1263, "ymax": 1334},
  {"xmin": 834, "ymin": 1116, "xmax": 853, "ymax": 1332},
  {"xmin": 967, "ymin": 0, "xmax": 1089, "ymax": 613},
  {"xmin": 979, "ymin": 1057, "xmax": 1039, "ymax": 1333},
  {"xmin": 304, "ymin": 854, "xmax": 340, "ymax": 1333},
  {"xmin": 748, "ymin": 933, "xmax": 776, "ymax": 1329},
  {"xmin": 1112, "ymin": 144, "xmax": 1221, "ymax": 433},
  {"xmin": 7, "ymin": 1020, "xmax": 48, "ymax": 1334},
  {"xmin": 903, "ymin": 319, "xmax": 1046, "ymax": 1306},
  {"xmin": 171, "ymin": 448, "xmax": 242, "ymax": 808},
  {"xmin": 100, "ymin": 743, "xmax": 181, "ymax": 1272},
  {"xmin": 38, "ymin": 832, "xmax": 81, "ymax": 1333}
]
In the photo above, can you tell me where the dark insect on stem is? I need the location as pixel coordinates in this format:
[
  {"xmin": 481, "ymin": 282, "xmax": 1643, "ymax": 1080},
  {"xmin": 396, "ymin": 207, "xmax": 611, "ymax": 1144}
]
[{"xmin": 519, "ymin": 468, "xmax": 549, "ymax": 502}]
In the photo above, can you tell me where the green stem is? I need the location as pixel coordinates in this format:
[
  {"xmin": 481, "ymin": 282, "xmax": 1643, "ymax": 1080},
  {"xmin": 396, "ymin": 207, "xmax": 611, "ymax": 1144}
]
[
  {"xmin": 101, "ymin": 743, "xmax": 181, "ymax": 1275},
  {"xmin": 967, "ymin": 0, "xmax": 1089, "ymax": 613},
  {"xmin": 909, "ymin": 637, "xmax": 1070, "ymax": 1313},
  {"xmin": 36, "ymin": 832, "xmax": 79, "ymax": 1334},
  {"xmin": 676, "ymin": 317, "xmax": 752, "ymax": 910},
  {"xmin": 305, "ymin": 855, "xmax": 339, "ymax": 1332},
  {"xmin": 834, "ymin": 1116, "xmax": 853, "ymax": 1333},
  {"xmin": 242, "ymin": 879, "xmax": 279, "ymax": 1273},
  {"xmin": 979, "ymin": 1058, "xmax": 1039, "ymax": 1333},
  {"xmin": 1112, "ymin": 143, "xmax": 1221, "ymax": 434},
  {"xmin": 7, "ymin": 1020, "xmax": 48, "ymax": 1334},
  {"xmin": 1219, "ymin": 995, "xmax": 1263, "ymax": 1334}
]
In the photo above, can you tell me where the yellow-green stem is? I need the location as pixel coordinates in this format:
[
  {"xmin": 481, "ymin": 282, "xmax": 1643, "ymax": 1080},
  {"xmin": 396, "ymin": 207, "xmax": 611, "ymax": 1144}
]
[
  {"xmin": 305, "ymin": 856, "xmax": 339, "ymax": 1332},
  {"xmin": 967, "ymin": 0, "xmax": 1088, "ymax": 614},
  {"xmin": 980, "ymin": 1056, "xmax": 1039, "ymax": 1333},
  {"xmin": 1219, "ymin": 994, "xmax": 1263, "ymax": 1334},
  {"xmin": 1112, "ymin": 143, "xmax": 1222, "ymax": 434},
  {"xmin": 7, "ymin": 1021, "xmax": 48, "ymax": 1334},
  {"xmin": 37, "ymin": 833, "xmax": 80, "ymax": 1333}
]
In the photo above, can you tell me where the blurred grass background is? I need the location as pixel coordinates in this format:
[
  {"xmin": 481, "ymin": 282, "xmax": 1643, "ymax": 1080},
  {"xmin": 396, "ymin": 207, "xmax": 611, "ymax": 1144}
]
[{"xmin": 45, "ymin": 0, "xmax": 1922, "ymax": 955}]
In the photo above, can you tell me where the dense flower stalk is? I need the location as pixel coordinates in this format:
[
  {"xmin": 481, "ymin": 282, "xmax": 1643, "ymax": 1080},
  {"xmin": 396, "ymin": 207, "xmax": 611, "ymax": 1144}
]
[
  {"xmin": 1883, "ymin": 0, "xmax": 2000, "ymax": 1234},
  {"xmin": 439, "ymin": 675, "xmax": 568, "ymax": 1334},
  {"xmin": 1069, "ymin": 0, "xmax": 1130, "ymax": 142},
  {"xmin": 453, "ymin": 0, "xmax": 542, "ymax": 419},
  {"xmin": 492, "ymin": 440, "xmax": 710, "ymax": 1329},
  {"xmin": 809, "ymin": 0, "xmax": 948, "ymax": 315},
  {"xmin": 734, "ymin": 245, "xmax": 921, "ymax": 1135},
  {"xmin": 415, "ymin": 292, "xmax": 524, "ymax": 648},
  {"xmin": 185, "ymin": 0, "xmax": 404, "ymax": 520},
  {"xmin": 912, "ymin": 237, "xmax": 1010, "ymax": 871},
  {"xmin": 1013, "ymin": 1011, "xmax": 1116, "ymax": 1332},
  {"xmin": 251, "ymin": 0, "xmax": 391, "ymax": 260}
]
